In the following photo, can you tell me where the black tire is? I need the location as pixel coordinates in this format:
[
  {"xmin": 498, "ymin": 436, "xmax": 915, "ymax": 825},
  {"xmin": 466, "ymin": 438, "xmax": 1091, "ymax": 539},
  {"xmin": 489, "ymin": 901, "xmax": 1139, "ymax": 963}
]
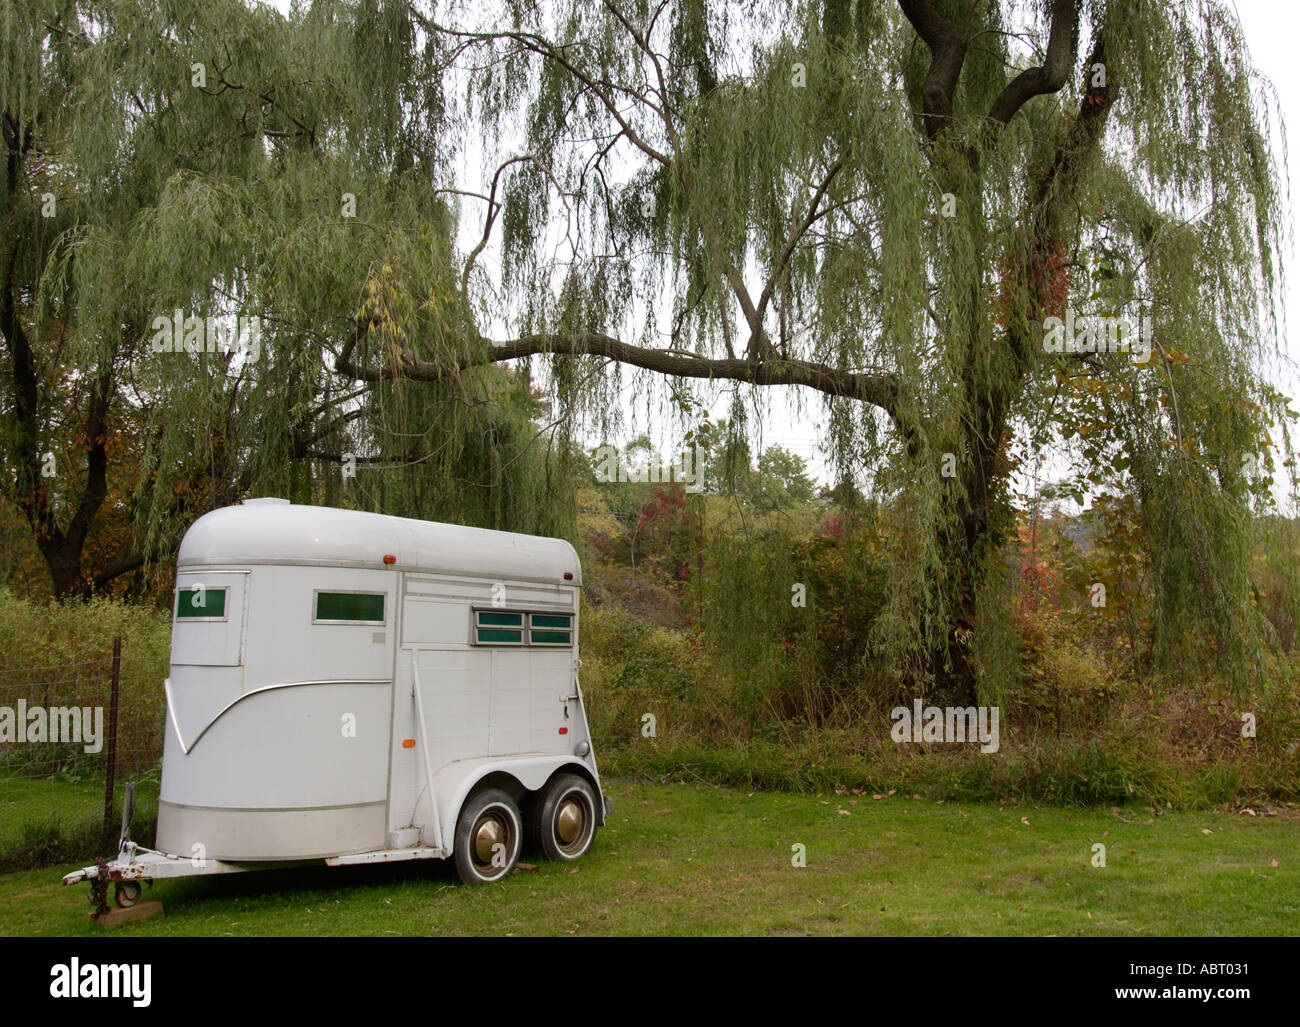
[
  {"xmin": 522, "ymin": 791, "xmax": 546, "ymax": 857},
  {"xmin": 536, "ymin": 775, "xmax": 598, "ymax": 863},
  {"xmin": 453, "ymin": 789, "xmax": 522, "ymax": 884}
]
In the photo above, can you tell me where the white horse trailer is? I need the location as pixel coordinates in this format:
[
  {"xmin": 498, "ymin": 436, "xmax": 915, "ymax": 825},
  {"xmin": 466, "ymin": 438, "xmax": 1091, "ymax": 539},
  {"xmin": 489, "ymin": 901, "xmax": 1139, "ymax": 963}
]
[{"xmin": 65, "ymin": 499, "xmax": 610, "ymax": 906}]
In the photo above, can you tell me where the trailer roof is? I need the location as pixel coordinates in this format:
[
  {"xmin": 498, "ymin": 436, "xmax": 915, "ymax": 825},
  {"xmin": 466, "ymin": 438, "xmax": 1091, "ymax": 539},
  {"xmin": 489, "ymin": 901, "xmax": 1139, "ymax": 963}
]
[{"xmin": 177, "ymin": 500, "xmax": 581, "ymax": 585}]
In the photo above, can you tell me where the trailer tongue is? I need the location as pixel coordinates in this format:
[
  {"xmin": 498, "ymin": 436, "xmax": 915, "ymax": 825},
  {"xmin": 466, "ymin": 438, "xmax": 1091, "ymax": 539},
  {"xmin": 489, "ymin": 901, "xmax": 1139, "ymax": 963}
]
[{"xmin": 63, "ymin": 779, "xmax": 263, "ymax": 914}]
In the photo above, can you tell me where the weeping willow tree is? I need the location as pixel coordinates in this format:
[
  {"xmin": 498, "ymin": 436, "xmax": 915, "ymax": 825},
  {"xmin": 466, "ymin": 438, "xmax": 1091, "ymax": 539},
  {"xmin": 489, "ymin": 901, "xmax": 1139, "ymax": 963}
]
[
  {"xmin": 2, "ymin": 1, "xmax": 1289, "ymax": 703},
  {"xmin": 334, "ymin": 0, "xmax": 1288, "ymax": 701},
  {"xmin": 0, "ymin": 0, "xmax": 577, "ymax": 596}
]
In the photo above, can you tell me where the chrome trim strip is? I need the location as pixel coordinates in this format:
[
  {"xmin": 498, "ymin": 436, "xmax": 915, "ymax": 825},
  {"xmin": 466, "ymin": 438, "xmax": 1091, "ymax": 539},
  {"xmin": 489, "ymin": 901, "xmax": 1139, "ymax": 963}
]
[
  {"xmin": 166, "ymin": 677, "xmax": 391, "ymax": 755},
  {"xmin": 158, "ymin": 799, "xmax": 385, "ymax": 814}
]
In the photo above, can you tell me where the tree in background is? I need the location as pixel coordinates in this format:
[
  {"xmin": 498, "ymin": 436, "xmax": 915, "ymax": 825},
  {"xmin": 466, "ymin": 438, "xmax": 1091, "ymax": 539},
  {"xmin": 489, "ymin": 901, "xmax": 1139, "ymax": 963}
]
[
  {"xmin": 0, "ymin": 0, "xmax": 577, "ymax": 597},
  {"xmin": 353, "ymin": 0, "xmax": 1289, "ymax": 701}
]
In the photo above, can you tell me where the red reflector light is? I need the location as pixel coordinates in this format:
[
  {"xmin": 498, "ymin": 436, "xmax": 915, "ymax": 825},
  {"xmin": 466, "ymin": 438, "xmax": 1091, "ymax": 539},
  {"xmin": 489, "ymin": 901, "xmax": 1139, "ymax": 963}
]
[
  {"xmin": 383, "ymin": 554, "xmax": 397, "ymax": 564},
  {"xmin": 563, "ymin": 572, "xmax": 573, "ymax": 580},
  {"xmin": 558, "ymin": 727, "xmax": 568, "ymax": 735}
]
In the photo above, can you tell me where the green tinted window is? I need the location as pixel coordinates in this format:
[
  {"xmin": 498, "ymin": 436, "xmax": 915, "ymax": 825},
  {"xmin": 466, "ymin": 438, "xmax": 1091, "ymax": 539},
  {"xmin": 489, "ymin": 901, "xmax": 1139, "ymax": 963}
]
[
  {"xmin": 478, "ymin": 611, "xmax": 523, "ymax": 627},
  {"xmin": 316, "ymin": 592, "xmax": 385, "ymax": 623},
  {"xmin": 476, "ymin": 627, "xmax": 525, "ymax": 644},
  {"xmin": 529, "ymin": 630, "xmax": 572, "ymax": 645},
  {"xmin": 530, "ymin": 613, "xmax": 572, "ymax": 645},
  {"xmin": 474, "ymin": 609, "xmax": 523, "ymax": 644},
  {"xmin": 176, "ymin": 586, "xmax": 227, "ymax": 619}
]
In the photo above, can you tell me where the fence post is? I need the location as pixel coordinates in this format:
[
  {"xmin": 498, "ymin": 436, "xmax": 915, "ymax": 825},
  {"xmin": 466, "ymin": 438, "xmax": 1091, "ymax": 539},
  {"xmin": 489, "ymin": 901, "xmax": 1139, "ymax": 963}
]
[{"xmin": 103, "ymin": 636, "xmax": 122, "ymax": 836}]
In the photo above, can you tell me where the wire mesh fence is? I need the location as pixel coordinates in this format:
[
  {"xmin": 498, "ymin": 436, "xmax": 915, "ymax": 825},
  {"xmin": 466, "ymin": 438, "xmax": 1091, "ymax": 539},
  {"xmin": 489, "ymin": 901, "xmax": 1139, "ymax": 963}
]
[{"xmin": 0, "ymin": 639, "xmax": 166, "ymax": 870}]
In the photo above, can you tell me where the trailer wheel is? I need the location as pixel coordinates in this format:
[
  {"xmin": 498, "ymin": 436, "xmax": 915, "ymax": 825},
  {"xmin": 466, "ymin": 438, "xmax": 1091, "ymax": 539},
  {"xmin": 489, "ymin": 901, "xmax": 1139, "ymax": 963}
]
[
  {"xmin": 454, "ymin": 789, "xmax": 522, "ymax": 885},
  {"xmin": 537, "ymin": 775, "xmax": 598, "ymax": 862},
  {"xmin": 113, "ymin": 881, "xmax": 141, "ymax": 908}
]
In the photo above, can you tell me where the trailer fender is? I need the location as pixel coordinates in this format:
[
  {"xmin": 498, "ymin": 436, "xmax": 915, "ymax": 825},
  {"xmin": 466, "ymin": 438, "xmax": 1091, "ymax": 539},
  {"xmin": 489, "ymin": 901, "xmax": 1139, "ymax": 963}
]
[{"xmin": 432, "ymin": 755, "xmax": 602, "ymax": 851}]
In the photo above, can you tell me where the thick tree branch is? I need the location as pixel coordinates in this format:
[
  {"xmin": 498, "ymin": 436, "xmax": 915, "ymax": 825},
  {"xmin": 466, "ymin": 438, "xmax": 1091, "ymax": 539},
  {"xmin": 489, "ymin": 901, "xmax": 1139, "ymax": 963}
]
[
  {"xmin": 1011, "ymin": 36, "xmax": 1113, "ymax": 365},
  {"xmin": 337, "ymin": 326, "xmax": 908, "ymax": 428},
  {"xmin": 987, "ymin": 0, "xmax": 1078, "ymax": 125},
  {"xmin": 2, "ymin": 124, "xmax": 60, "ymax": 549},
  {"xmin": 90, "ymin": 535, "xmax": 182, "ymax": 592},
  {"xmin": 898, "ymin": 0, "xmax": 967, "ymax": 142},
  {"xmin": 65, "ymin": 332, "xmax": 126, "ymax": 555}
]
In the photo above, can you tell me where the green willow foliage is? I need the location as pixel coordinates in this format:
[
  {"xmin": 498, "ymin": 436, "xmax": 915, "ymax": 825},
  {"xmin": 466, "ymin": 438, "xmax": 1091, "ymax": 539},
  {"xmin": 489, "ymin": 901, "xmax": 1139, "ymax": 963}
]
[
  {"xmin": 0, "ymin": 0, "xmax": 577, "ymax": 595},
  {"xmin": 423, "ymin": 0, "xmax": 1290, "ymax": 696}
]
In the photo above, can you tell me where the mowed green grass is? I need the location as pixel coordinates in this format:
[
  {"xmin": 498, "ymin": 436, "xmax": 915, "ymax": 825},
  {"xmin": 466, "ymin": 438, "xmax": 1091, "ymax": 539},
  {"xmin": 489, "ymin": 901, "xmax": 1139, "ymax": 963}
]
[{"xmin": 0, "ymin": 780, "xmax": 1296, "ymax": 936}]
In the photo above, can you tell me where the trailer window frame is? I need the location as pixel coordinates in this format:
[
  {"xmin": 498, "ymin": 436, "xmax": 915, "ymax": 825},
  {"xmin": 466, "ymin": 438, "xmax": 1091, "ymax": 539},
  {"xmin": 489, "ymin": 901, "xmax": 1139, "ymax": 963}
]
[
  {"xmin": 528, "ymin": 612, "xmax": 573, "ymax": 646},
  {"xmin": 312, "ymin": 589, "xmax": 387, "ymax": 625},
  {"xmin": 470, "ymin": 608, "xmax": 573, "ymax": 647},
  {"xmin": 174, "ymin": 584, "xmax": 230, "ymax": 622},
  {"xmin": 471, "ymin": 608, "xmax": 526, "ymax": 646}
]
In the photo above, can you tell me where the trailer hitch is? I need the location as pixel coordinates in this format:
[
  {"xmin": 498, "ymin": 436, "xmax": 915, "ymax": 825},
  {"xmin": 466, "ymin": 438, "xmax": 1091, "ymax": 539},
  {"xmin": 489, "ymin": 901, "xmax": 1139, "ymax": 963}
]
[
  {"xmin": 88, "ymin": 858, "xmax": 111, "ymax": 919},
  {"xmin": 86, "ymin": 781, "xmax": 141, "ymax": 919}
]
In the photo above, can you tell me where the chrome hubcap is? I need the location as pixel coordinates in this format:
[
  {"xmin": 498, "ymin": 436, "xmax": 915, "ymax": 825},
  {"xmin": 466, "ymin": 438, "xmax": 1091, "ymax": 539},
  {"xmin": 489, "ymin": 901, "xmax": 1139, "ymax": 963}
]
[
  {"xmin": 556, "ymin": 800, "xmax": 583, "ymax": 844},
  {"xmin": 474, "ymin": 816, "xmax": 504, "ymax": 864}
]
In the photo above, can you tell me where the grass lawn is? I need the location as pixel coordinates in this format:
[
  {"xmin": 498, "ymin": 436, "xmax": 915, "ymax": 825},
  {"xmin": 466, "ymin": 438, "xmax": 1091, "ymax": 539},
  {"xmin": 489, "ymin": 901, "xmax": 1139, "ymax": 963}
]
[{"xmin": 0, "ymin": 780, "xmax": 1296, "ymax": 936}]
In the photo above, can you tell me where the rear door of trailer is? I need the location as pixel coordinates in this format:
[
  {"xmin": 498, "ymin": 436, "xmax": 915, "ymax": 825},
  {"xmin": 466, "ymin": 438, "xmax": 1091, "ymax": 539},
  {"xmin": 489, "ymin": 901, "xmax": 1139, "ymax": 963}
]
[{"xmin": 397, "ymin": 571, "xmax": 577, "ymax": 850}]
